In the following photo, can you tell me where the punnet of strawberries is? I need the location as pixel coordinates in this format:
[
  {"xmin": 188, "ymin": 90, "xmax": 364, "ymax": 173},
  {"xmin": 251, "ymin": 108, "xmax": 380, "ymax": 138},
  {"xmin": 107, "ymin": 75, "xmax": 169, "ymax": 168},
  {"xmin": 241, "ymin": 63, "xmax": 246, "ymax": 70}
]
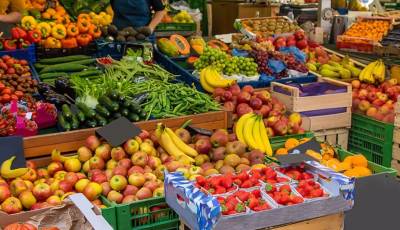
[
  {"xmin": 217, "ymin": 196, "xmax": 246, "ymax": 216},
  {"xmin": 277, "ymin": 165, "xmax": 315, "ymax": 181},
  {"xmin": 250, "ymin": 167, "xmax": 290, "ymax": 184},
  {"xmin": 195, "ymin": 174, "xmax": 237, "ymax": 195},
  {"xmin": 295, "ymin": 180, "xmax": 326, "ymax": 199},
  {"xmin": 232, "ymin": 190, "xmax": 272, "ymax": 212},
  {"xmin": 265, "ymin": 184, "xmax": 304, "ymax": 206}
]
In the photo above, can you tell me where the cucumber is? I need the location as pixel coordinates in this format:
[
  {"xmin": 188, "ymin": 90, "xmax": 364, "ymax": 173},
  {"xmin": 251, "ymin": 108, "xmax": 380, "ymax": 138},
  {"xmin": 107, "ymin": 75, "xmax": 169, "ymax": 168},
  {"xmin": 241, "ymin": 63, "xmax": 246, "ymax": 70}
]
[
  {"xmin": 120, "ymin": 108, "xmax": 129, "ymax": 117},
  {"xmin": 58, "ymin": 114, "xmax": 71, "ymax": 131},
  {"xmin": 139, "ymin": 110, "xmax": 147, "ymax": 119},
  {"xmin": 38, "ymin": 55, "xmax": 91, "ymax": 65},
  {"xmin": 72, "ymin": 70, "xmax": 103, "ymax": 78},
  {"xmin": 128, "ymin": 113, "xmax": 140, "ymax": 122},
  {"xmin": 76, "ymin": 109, "xmax": 86, "ymax": 122},
  {"xmin": 95, "ymin": 114, "xmax": 108, "ymax": 126},
  {"xmin": 64, "ymin": 59, "xmax": 96, "ymax": 65},
  {"xmin": 130, "ymin": 102, "xmax": 141, "ymax": 113},
  {"xmin": 98, "ymin": 96, "xmax": 119, "ymax": 112},
  {"xmin": 95, "ymin": 104, "xmax": 111, "ymax": 118},
  {"xmin": 118, "ymin": 95, "xmax": 127, "ymax": 103},
  {"xmin": 40, "ymin": 64, "xmax": 88, "ymax": 74},
  {"xmin": 123, "ymin": 100, "xmax": 132, "ymax": 108},
  {"xmin": 40, "ymin": 72, "xmax": 68, "ymax": 79},
  {"xmin": 34, "ymin": 63, "xmax": 47, "ymax": 70},
  {"xmin": 71, "ymin": 115, "xmax": 80, "ymax": 130},
  {"xmin": 61, "ymin": 104, "xmax": 73, "ymax": 120},
  {"xmin": 86, "ymin": 120, "xmax": 98, "ymax": 128},
  {"xmin": 76, "ymin": 103, "xmax": 96, "ymax": 118},
  {"xmin": 109, "ymin": 90, "xmax": 119, "ymax": 100}
]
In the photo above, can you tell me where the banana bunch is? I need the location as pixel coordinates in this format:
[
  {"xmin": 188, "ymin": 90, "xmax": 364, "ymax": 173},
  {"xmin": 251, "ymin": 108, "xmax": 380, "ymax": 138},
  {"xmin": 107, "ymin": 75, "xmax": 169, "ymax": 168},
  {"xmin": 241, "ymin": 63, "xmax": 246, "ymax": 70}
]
[
  {"xmin": 156, "ymin": 123, "xmax": 197, "ymax": 165},
  {"xmin": 1, "ymin": 156, "xmax": 29, "ymax": 179},
  {"xmin": 359, "ymin": 60, "xmax": 385, "ymax": 84},
  {"xmin": 200, "ymin": 66, "xmax": 236, "ymax": 93},
  {"xmin": 51, "ymin": 149, "xmax": 78, "ymax": 163},
  {"xmin": 235, "ymin": 113, "xmax": 273, "ymax": 156}
]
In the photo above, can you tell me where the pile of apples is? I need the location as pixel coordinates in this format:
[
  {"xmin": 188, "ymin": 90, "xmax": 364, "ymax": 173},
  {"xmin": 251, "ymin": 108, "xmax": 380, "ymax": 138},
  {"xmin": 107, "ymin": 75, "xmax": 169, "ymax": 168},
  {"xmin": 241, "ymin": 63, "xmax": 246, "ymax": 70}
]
[
  {"xmin": 214, "ymin": 84, "xmax": 305, "ymax": 137},
  {"xmin": 352, "ymin": 79, "xmax": 399, "ymax": 123}
]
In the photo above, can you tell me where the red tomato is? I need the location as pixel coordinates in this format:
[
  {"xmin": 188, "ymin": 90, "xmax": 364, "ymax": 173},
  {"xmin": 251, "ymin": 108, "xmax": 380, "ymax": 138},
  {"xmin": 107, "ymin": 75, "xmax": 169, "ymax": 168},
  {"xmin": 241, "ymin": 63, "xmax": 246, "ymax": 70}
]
[
  {"xmin": 2, "ymin": 88, "xmax": 11, "ymax": 95},
  {"xmin": 10, "ymin": 94, "xmax": 18, "ymax": 101},
  {"xmin": 6, "ymin": 68, "xmax": 15, "ymax": 74},
  {"xmin": 2, "ymin": 94, "xmax": 10, "ymax": 102},
  {"xmin": 0, "ymin": 62, "xmax": 8, "ymax": 70},
  {"xmin": 14, "ymin": 90, "xmax": 23, "ymax": 98},
  {"xmin": 1, "ymin": 55, "xmax": 11, "ymax": 61},
  {"xmin": 5, "ymin": 59, "xmax": 15, "ymax": 67},
  {"xmin": 0, "ymin": 83, "xmax": 4, "ymax": 91},
  {"xmin": 19, "ymin": 59, "xmax": 28, "ymax": 65}
]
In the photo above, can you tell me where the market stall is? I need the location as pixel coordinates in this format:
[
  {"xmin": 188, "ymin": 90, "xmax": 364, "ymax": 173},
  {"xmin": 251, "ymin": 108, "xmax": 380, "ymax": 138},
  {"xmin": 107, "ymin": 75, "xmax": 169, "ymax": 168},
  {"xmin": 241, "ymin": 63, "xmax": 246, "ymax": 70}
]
[{"xmin": 0, "ymin": 0, "xmax": 400, "ymax": 229}]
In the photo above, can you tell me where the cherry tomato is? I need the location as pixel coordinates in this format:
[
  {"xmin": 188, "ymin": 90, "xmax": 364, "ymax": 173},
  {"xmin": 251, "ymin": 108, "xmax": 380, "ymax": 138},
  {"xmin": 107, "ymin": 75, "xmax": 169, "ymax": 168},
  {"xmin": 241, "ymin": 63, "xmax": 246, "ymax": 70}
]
[
  {"xmin": 6, "ymin": 68, "xmax": 15, "ymax": 74},
  {"xmin": 1, "ymin": 55, "xmax": 11, "ymax": 61},
  {"xmin": 0, "ymin": 62, "xmax": 8, "ymax": 70},
  {"xmin": 14, "ymin": 90, "xmax": 23, "ymax": 98},
  {"xmin": 2, "ymin": 88, "xmax": 11, "ymax": 95},
  {"xmin": 19, "ymin": 60, "xmax": 28, "ymax": 65},
  {"xmin": 5, "ymin": 59, "xmax": 15, "ymax": 66},
  {"xmin": 0, "ymin": 83, "xmax": 4, "ymax": 91},
  {"xmin": 1, "ymin": 94, "xmax": 10, "ymax": 103},
  {"xmin": 10, "ymin": 94, "xmax": 18, "ymax": 101}
]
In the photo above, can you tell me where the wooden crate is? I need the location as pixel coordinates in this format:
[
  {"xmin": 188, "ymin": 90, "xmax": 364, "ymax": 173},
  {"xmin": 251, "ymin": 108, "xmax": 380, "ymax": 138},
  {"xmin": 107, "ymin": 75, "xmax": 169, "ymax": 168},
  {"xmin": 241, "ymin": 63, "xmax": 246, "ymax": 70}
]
[
  {"xmin": 179, "ymin": 213, "xmax": 344, "ymax": 230},
  {"xmin": 271, "ymin": 77, "xmax": 352, "ymax": 113},
  {"xmin": 24, "ymin": 110, "xmax": 232, "ymax": 160},
  {"xmin": 391, "ymin": 160, "xmax": 400, "ymax": 176},
  {"xmin": 314, "ymin": 128, "xmax": 349, "ymax": 150},
  {"xmin": 301, "ymin": 107, "xmax": 351, "ymax": 131},
  {"xmin": 395, "ymin": 115, "xmax": 400, "ymax": 127},
  {"xmin": 393, "ymin": 127, "xmax": 400, "ymax": 143},
  {"xmin": 393, "ymin": 143, "xmax": 400, "ymax": 161}
]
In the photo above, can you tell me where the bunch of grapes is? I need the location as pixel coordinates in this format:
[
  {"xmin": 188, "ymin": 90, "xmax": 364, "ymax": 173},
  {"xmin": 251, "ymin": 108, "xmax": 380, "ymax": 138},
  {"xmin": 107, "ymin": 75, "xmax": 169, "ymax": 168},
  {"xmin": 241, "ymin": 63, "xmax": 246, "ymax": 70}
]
[
  {"xmin": 194, "ymin": 47, "xmax": 228, "ymax": 72},
  {"xmin": 284, "ymin": 54, "xmax": 308, "ymax": 73},
  {"xmin": 223, "ymin": 56, "xmax": 258, "ymax": 76},
  {"xmin": 250, "ymin": 50, "xmax": 272, "ymax": 75}
]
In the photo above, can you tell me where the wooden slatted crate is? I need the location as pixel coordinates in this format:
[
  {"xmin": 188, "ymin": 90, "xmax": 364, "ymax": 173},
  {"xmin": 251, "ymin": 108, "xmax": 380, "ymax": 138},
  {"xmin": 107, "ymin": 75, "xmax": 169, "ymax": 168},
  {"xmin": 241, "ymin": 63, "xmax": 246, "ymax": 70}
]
[{"xmin": 314, "ymin": 128, "xmax": 349, "ymax": 150}]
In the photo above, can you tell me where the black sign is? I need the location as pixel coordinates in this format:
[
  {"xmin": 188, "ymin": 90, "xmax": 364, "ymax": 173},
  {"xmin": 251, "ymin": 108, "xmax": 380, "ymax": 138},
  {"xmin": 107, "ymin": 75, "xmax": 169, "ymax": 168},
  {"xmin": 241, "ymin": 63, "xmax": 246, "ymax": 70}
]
[
  {"xmin": 0, "ymin": 136, "xmax": 25, "ymax": 168},
  {"xmin": 276, "ymin": 137, "xmax": 321, "ymax": 164},
  {"xmin": 96, "ymin": 117, "xmax": 141, "ymax": 147}
]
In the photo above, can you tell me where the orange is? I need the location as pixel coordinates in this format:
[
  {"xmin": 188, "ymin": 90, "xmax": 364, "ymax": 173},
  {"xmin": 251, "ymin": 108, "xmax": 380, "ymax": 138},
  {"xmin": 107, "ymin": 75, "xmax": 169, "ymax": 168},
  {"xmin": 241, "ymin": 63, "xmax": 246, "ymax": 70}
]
[
  {"xmin": 275, "ymin": 148, "xmax": 288, "ymax": 155},
  {"xmin": 284, "ymin": 138, "xmax": 300, "ymax": 150},
  {"xmin": 351, "ymin": 154, "xmax": 368, "ymax": 168}
]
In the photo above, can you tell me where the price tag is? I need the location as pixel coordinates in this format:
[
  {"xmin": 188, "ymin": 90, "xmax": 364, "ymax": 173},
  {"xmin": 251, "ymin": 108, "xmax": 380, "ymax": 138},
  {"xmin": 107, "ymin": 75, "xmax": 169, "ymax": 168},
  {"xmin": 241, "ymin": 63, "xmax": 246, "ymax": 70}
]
[
  {"xmin": 25, "ymin": 112, "xmax": 33, "ymax": 120},
  {"xmin": 276, "ymin": 137, "xmax": 321, "ymax": 165},
  {"xmin": 96, "ymin": 117, "xmax": 141, "ymax": 147},
  {"xmin": 0, "ymin": 136, "xmax": 26, "ymax": 168}
]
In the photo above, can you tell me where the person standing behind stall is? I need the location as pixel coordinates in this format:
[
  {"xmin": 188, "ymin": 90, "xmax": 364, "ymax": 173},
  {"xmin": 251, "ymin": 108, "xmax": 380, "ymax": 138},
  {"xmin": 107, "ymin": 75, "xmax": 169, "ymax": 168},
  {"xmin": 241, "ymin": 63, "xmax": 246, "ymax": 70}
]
[
  {"xmin": 111, "ymin": 0, "xmax": 166, "ymax": 34},
  {"xmin": 0, "ymin": 0, "xmax": 25, "ymax": 37}
]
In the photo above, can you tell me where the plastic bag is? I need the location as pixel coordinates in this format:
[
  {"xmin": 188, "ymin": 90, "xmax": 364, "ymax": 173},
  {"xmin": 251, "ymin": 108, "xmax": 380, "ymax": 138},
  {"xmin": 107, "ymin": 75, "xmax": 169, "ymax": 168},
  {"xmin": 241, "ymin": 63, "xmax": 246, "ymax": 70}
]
[
  {"xmin": 268, "ymin": 59, "xmax": 286, "ymax": 73},
  {"xmin": 34, "ymin": 102, "xmax": 58, "ymax": 129},
  {"xmin": 279, "ymin": 46, "xmax": 306, "ymax": 63},
  {"xmin": 170, "ymin": 0, "xmax": 202, "ymax": 22}
]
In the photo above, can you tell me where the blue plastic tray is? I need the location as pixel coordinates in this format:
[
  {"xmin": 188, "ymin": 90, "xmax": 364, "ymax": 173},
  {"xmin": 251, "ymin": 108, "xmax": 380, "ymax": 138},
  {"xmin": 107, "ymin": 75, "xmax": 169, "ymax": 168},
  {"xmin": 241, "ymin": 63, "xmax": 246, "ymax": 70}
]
[
  {"xmin": 154, "ymin": 47, "xmax": 317, "ymax": 91},
  {"xmin": 0, "ymin": 44, "xmax": 36, "ymax": 63}
]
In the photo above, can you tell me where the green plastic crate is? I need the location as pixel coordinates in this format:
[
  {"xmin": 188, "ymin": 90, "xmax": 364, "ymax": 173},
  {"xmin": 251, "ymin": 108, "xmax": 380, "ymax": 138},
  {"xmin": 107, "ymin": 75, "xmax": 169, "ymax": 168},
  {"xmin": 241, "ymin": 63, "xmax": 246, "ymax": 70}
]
[
  {"xmin": 337, "ymin": 148, "xmax": 397, "ymax": 177},
  {"xmin": 156, "ymin": 23, "xmax": 196, "ymax": 32},
  {"xmin": 115, "ymin": 197, "xmax": 179, "ymax": 230},
  {"xmin": 100, "ymin": 196, "xmax": 117, "ymax": 230},
  {"xmin": 270, "ymin": 132, "xmax": 315, "ymax": 151},
  {"xmin": 348, "ymin": 113, "xmax": 394, "ymax": 167}
]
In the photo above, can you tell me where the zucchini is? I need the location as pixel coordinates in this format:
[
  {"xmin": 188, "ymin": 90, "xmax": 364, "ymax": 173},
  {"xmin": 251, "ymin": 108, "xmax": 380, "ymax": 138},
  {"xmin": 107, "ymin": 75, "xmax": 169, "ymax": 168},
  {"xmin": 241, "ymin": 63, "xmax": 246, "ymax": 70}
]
[
  {"xmin": 38, "ymin": 55, "xmax": 91, "ymax": 65},
  {"xmin": 98, "ymin": 96, "xmax": 119, "ymax": 112},
  {"xmin": 95, "ymin": 114, "xmax": 108, "ymax": 126},
  {"xmin": 58, "ymin": 114, "xmax": 71, "ymax": 131},
  {"xmin": 72, "ymin": 70, "xmax": 103, "ymax": 78},
  {"xmin": 123, "ymin": 100, "xmax": 132, "ymax": 108},
  {"xmin": 86, "ymin": 120, "xmax": 98, "ymax": 128},
  {"xmin": 71, "ymin": 115, "xmax": 80, "ymax": 130},
  {"xmin": 76, "ymin": 109, "xmax": 86, "ymax": 122},
  {"xmin": 34, "ymin": 63, "xmax": 47, "ymax": 70},
  {"xmin": 61, "ymin": 104, "xmax": 73, "ymax": 120},
  {"xmin": 76, "ymin": 103, "xmax": 96, "ymax": 118},
  {"xmin": 120, "ymin": 108, "xmax": 129, "ymax": 117},
  {"xmin": 109, "ymin": 90, "xmax": 119, "ymax": 100},
  {"xmin": 119, "ymin": 95, "xmax": 127, "ymax": 103},
  {"xmin": 130, "ymin": 102, "xmax": 141, "ymax": 113},
  {"xmin": 95, "ymin": 104, "xmax": 111, "ymax": 118},
  {"xmin": 139, "ymin": 110, "xmax": 147, "ymax": 119},
  {"xmin": 128, "ymin": 113, "xmax": 140, "ymax": 122},
  {"xmin": 65, "ymin": 59, "xmax": 96, "ymax": 65},
  {"xmin": 40, "ymin": 64, "xmax": 88, "ymax": 74},
  {"xmin": 40, "ymin": 72, "xmax": 68, "ymax": 79}
]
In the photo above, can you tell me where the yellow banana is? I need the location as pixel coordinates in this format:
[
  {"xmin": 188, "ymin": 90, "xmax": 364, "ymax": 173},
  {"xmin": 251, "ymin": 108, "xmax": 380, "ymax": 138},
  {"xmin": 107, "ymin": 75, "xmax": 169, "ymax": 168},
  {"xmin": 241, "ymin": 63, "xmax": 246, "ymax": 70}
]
[
  {"xmin": 359, "ymin": 61, "xmax": 377, "ymax": 84},
  {"xmin": 259, "ymin": 117, "xmax": 273, "ymax": 156},
  {"xmin": 252, "ymin": 116, "xmax": 265, "ymax": 152},
  {"xmin": 160, "ymin": 128, "xmax": 194, "ymax": 163},
  {"xmin": 372, "ymin": 60, "xmax": 385, "ymax": 83},
  {"xmin": 204, "ymin": 67, "xmax": 236, "ymax": 88},
  {"xmin": 51, "ymin": 149, "xmax": 78, "ymax": 163},
  {"xmin": 243, "ymin": 115, "xmax": 258, "ymax": 150},
  {"xmin": 1, "ymin": 156, "xmax": 29, "ymax": 179},
  {"xmin": 200, "ymin": 68, "xmax": 216, "ymax": 93},
  {"xmin": 165, "ymin": 127, "xmax": 198, "ymax": 157},
  {"xmin": 235, "ymin": 113, "xmax": 254, "ymax": 145}
]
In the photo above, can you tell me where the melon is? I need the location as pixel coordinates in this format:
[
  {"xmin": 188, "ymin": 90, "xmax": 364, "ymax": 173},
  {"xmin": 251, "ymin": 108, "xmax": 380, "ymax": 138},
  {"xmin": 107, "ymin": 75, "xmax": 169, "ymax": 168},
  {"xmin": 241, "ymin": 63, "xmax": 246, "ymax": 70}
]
[
  {"xmin": 170, "ymin": 34, "xmax": 190, "ymax": 55},
  {"xmin": 207, "ymin": 39, "xmax": 229, "ymax": 51},
  {"xmin": 190, "ymin": 36, "xmax": 206, "ymax": 55},
  {"xmin": 157, "ymin": 38, "xmax": 179, "ymax": 57}
]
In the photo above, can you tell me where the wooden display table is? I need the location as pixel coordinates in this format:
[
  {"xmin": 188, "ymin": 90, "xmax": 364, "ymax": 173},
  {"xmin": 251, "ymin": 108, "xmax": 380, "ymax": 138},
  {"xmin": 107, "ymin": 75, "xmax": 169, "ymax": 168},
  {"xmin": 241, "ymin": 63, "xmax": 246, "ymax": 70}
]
[{"xmin": 180, "ymin": 213, "xmax": 344, "ymax": 230}]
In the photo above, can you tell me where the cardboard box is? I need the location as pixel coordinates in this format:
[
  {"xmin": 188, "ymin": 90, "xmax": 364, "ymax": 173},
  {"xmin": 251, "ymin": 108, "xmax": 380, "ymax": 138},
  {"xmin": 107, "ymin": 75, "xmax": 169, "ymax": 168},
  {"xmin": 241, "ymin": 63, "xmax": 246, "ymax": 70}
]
[{"xmin": 0, "ymin": 194, "xmax": 113, "ymax": 230}]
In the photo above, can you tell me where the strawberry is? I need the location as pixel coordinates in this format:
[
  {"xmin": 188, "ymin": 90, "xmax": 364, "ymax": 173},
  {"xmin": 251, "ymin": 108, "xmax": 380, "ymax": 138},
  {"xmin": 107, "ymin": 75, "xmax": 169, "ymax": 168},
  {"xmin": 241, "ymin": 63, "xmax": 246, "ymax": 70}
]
[
  {"xmin": 311, "ymin": 188, "xmax": 324, "ymax": 198},
  {"xmin": 280, "ymin": 184, "xmax": 292, "ymax": 194},
  {"xmin": 196, "ymin": 176, "xmax": 206, "ymax": 186},
  {"xmin": 266, "ymin": 179, "xmax": 277, "ymax": 184},
  {"xmin": 292, "ymin": 195, "xmax": 304, "ymax": 204},
  {"xmin": 221, "ymin": 204, "xmax": 229, "ymax": 215},
  {"xmin": 287, "ymin": 170, "xmax": 301, "ymax": 180},
  {"xmin": 217, "ymin": 197, "xmax": 225, "ymax": 204},
  {"xmin": 221, "ymin": 177, "xmax": 233, "ymax": 189},
  {"xmin": 234, "ymin": 178, "xmax": 242, "ymax": 186},
  {"xmin": 264, "ymin": 167, "xmax": 274, "ymax": 175},
  {"xmin": 266, "ymin": 170, "xmax": 277, "ymax": 179},
  {"xmin": 250, "ymin": 177, "xmax": 260, "ymax": 186},
  {"xmin": 227, "ymin": 210, "xmax": 237, "ymax": 215},
  {"xmin": 253, "ymin": 202, "xmax": 270, "ymax": 211},
  {"xmin": 225, "ymin": 201, "xmax": 236, "ymax": 211},
  {"xmin": 235, "ymin": 191, "xmax": 250, "ymax": 202},
  {"xmin": 227, "ymin": 186, "xmax": 236, "ymax": 192},
  {"xmin": 304, "ymin": 185, "xmax": 314, "ymax": 193},
  {"xmin": 209, "ymin": 177, "xmax": 222, "ymax": 188},
  {"xmin": 251, "ymin": 171, "xmax": 262, "ymax": 179},
  {"xmin": 235, "ymin": 203, "xmax": 245, "ymax": 213},
  {"xmin": 277, "ymin": 177, "xmax": 288, "ymax": 183},
  {"xmin": 215, "ymin": 186, "xmax": 227, "ymax": 194},
  {"xmin": 208, "ymin": 188, "xmax": 215, "ymax": 194},
  {"xmin": 279, "ymin": 193, "xmax": 289, "ymax": 205},
  {"xmin": 241, "ymin": 180, "xmax": 253, "ymax": 188},
  {"xmin": 251, "ymin": 190, "xmax": 261, "ymax": 198},
  {"xmin": 298, "ymin": 180, "xmax": 308, "ymax": 188},
  {"xmin": 246, "ymin": 197, "xmax": 259, "ymax": 209},
  {"xmin": 237, "ymin": 171, "xmax": 249, "ymax": 182},
  {"xmin": 307, "ymin": 180, "xmax": 316, "ymax": 186},
  {"xmin": 265, "ymin": 184, "xmax": 276, "ymax": 193},
  {"xmin": 302, "ymin": 172, "xmax": 314, "ymax": 180}
]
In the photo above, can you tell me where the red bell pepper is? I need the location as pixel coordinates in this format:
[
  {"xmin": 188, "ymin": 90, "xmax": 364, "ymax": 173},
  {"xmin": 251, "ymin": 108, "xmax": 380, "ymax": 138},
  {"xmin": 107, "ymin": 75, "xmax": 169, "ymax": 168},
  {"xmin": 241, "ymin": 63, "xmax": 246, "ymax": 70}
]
[
  {"xmin": 19, "ymin": 40, "xmax": 31, "ymax": 49},
  {"xmin": 27, "ymin": 30, "xmax": 42, "ymax": 43},
  {"xmin": 10, "ymin": 27, "xmax": 27, "ymax": 40},
  {"xmin": 3, "ymin": 40, "xmax": 17, "ymax": 50}
]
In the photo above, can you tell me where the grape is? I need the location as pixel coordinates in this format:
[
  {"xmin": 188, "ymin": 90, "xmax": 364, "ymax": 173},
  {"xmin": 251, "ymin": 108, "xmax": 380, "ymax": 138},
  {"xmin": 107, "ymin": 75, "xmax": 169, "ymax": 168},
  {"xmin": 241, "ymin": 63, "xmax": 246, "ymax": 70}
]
[{"xmin": 194, "ymin": 48, "xmax": 229, "ymax": 72}]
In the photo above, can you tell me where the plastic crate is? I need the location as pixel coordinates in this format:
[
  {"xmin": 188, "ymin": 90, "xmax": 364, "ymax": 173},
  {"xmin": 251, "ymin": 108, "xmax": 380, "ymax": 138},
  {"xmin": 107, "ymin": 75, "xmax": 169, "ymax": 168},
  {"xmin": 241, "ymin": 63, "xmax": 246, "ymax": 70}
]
[
  {"xmin": 153, "ymin": 47, "xmax": 317, "ymax": 91},
  {"xmin": 115, "ymin": 196, "xmax": 179, "ymax": 230},
  {"xmin": 348, "ymin": 113, "xmax": 394, "ymax": 167},
  {"xmin": 35, "ymin": 43, "xmax": 97, "ymax": 61},
  {"xmin": 156, "ymin": 23, "xmax": 196, "ymax": 32},
  {"xmin": 0, "ymin": 44, "xmax": 36, "ymax": 63},
  {"xmin": 270, "ymin": 132, "xmax": 315, "ymax": 151},
  {"xmin": 336, "ymin": 148, "xmax": 397, "ymax": 177},
  {"xmin": 96, "ymin": 40, "xmax": 126, "ymax": 60},
  {"xmin": 100, "ymin": 196, "xmax": 118, "ymax": 230}
]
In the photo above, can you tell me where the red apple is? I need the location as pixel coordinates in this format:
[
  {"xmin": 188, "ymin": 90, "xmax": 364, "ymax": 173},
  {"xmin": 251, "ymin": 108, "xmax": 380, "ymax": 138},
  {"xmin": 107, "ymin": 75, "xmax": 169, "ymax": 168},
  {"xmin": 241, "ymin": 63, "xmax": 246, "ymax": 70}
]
[
  {"xmin": 136, "ymin": 187, "xmax": 152, "ymax": 200},
  {"xmin": 210, "ymin": 129, "xmax": 229, "ymax": 147},
  {"xmin": 85, "ymin": 135, "xmax": 100, "ymax": 151},
  {"xmin": 111, "ymin": 147, "xmax": 126, "ymax": 161},
  {"xmin": 77, "ymin": 146, "xmax": 92, "ymax": 162},
  {"xmin": 128, "ymin": 166, "xmax": 145, "ymax": 175},
  {"xmin": 107, "ymin": 190, "xmax": 123, "ymax": 203},
  {"xmin": 64, "ymin": 172, "xmax": 78, "ymax": 185},
  {"xmin": 224, "ymin": 101, "xmax": 235, "ymax": 112},
  {"xmin": 95, "ymin": 144, "xmax": 111, "ymax": 161},
  {"xmin": 352, "ymin": 80, "xmax": 361, "ymax": 89},
  {"xmin": 242, "ymin": 85, "xmax": 254, "ymax": 95},
  {"xmin": 89, "ymin": 156, "xmax": 105, "ymax": 170},
  {"xmin": 123, "ymin": 185, "xmax": 139, "ymax": 196},
  {"xmin": 144, "ymin": 180, "xmax": 161, "ymax": 192},
  {"xmin": 1, "ymin": 197, "xmax": 22, "ymax": 214},
  {"xmin": 229, "ymin": 84, "xmax": 241, "ymax": 96},
  {"xmin": 194, "ymin": 139, "xmax": 212, "ymax": 154},
  {"xmin": 47, "ymin": 162, "xmax": 63, "ymax": 176},
  {"xmin": 113, "ymin": 166, "xmax": 128, "ymax": 177},
  {"xmin": 83, "ymin": 182, "xmax": 102, "ymax": 201},
  {"xmin": 249, "ymin": 97, "xmax": 263, "ymax": 110},
  {"xmin": 26, "ymin": 160, "xmax": 36, "ymax": 169},
  {"xmin": 118, "ymin": 158, "xmax": 132, "ymax": 169},
  {"xmin": 59, "ymin": 180, "xmax": 73, "ymax": 193},
  {"xmin": 0, "ymin": 184, "xmax": 11, "ymax": 203},
  {"xmin": 237, "ymin": 91, "xmax": 251, "ymax": 104},
  {"xmin": 32, "ymin": 183, "xmax": 52, "ymax": 201},
  {"xmin": 91, "ymin": 172, "xmax": 108, "ymax": 184},
  {"xmin": 131, "ymin": 151, "xmax": 149, "ymax": 167},
  {"xmin": 101, "ymin": 182, "xmax": 111, "ymax": 196},
  {"xmin": 122, "ymin": 195, "xmax": 137, "ymax": 204},
  {"xmin": 124, "ymin": 139, "xmax": 140, "ymax": 155}
]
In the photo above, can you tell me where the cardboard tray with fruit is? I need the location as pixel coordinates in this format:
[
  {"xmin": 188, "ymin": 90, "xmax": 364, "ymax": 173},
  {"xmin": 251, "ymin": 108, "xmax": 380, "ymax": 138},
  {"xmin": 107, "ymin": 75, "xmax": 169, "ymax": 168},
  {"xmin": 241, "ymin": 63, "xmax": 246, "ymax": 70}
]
[{"xmin": 164, "ymin": 162, "xmax": 354, "ymax": 230}]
